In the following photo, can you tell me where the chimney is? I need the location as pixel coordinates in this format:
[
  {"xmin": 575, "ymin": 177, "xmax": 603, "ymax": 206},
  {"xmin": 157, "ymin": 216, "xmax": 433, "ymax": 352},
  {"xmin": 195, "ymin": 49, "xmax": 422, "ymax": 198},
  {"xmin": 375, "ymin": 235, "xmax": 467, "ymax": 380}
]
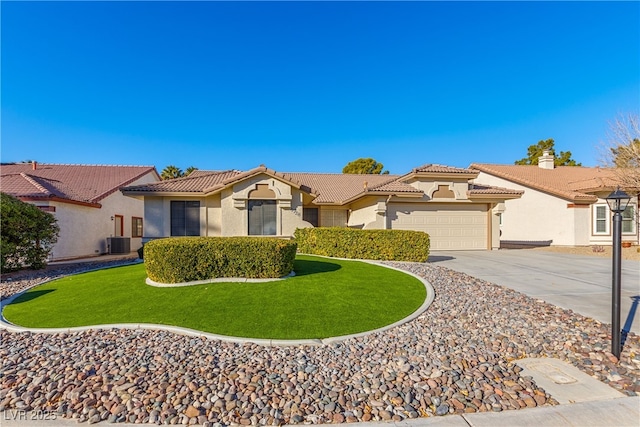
[
  {"xmin": 32, "ymin": 161, "xmax": 37, "ymax": 170},
  {"xmin": 538, "ymin": 150, "xmax": 554, "ymax": 170},
  {"xmin": 363, "ymin": 180, "xmax": 368, "ymax": 190}
]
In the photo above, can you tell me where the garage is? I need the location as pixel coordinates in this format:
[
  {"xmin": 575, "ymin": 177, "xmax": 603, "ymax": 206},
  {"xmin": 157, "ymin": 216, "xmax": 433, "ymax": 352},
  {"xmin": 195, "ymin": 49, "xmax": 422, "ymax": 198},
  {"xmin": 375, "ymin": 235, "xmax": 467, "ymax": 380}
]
[{"xmin": 388, "ymin": 203, "xmax": 488, "ymax": 250}]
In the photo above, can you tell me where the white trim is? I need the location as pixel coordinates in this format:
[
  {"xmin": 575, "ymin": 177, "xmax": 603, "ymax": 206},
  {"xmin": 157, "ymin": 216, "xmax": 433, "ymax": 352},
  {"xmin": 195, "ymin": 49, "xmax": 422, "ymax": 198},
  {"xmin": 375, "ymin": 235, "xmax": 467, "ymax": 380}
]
[{"xmin": 592, "ymin": 204, "xmax": 609, "ymax": 236}]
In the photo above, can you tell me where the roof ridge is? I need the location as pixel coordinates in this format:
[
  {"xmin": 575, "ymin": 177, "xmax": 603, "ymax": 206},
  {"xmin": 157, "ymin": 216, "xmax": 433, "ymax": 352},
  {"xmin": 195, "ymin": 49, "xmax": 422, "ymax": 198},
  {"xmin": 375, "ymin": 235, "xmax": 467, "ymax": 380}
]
[
  {"xmin": 19, "ymin": 173, "xmax": 53, "ymax": 196},
  {"xmin": 12, "ymin": 163, "xmax": 157, "ymax": 168}
]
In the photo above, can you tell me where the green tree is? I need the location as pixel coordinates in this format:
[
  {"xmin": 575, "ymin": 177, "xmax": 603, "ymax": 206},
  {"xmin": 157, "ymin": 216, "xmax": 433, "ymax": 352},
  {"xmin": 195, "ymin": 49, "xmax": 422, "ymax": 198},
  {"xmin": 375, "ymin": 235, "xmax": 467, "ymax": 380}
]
[
  {"xmin": 185, "ymin": 166, "xmax": 198, "ymax": 176},
  {"xmin": 1, "ymin": 193, "xmax": 59, "ymax": 272},
  {"xmin": 515, "ymin": 138, "xmax": 581, "ymax": 166},
  {"xmin": 160, "ymin": 165, "xmax": 184, "ymax": 180},
  {"xmin": 342, "ymin": 158, "xmax": 389, "ymax": 174},
  {"xmin": 160, "ymin": 165, "xmax": 198, "ymax": 179}
]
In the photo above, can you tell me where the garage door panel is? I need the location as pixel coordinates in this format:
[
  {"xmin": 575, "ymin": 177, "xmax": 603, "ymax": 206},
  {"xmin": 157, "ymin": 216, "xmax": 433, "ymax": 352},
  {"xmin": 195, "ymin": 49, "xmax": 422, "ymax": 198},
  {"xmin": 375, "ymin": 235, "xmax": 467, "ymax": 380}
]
[{"xmin": 389, "ymin": 203, "xmax": 487, "ymax": 251}]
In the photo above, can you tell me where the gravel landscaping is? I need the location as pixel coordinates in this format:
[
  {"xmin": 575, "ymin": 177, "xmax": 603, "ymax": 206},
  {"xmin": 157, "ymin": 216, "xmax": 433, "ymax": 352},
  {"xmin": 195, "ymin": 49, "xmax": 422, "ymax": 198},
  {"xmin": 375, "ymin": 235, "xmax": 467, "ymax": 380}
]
[{"xmin": 1, "ymin": 259, "xmax": 639, "ymax": 426}]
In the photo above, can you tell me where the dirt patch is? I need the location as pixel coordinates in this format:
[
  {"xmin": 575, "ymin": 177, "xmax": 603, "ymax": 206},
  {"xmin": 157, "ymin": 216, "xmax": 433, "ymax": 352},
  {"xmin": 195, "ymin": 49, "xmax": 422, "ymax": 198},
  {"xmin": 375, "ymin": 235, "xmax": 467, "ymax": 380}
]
[{"xmin": 531, "ymin": 245, "xmax": 640, "ymax": 261}]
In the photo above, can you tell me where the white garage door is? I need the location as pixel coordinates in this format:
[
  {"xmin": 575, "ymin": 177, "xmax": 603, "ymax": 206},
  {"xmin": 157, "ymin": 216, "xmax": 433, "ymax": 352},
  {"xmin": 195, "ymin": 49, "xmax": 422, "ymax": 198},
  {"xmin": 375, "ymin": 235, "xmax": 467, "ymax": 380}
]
[{"xmin": 389, "ymin": 203, "xmax": 488, "ymax": 250}]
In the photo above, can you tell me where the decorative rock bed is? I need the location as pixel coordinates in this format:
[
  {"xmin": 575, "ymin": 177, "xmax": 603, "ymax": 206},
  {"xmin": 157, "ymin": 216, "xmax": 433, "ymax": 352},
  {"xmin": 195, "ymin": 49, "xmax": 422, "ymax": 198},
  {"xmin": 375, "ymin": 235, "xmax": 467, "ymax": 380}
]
[{"xmin": 0, "ymin": 259, "xmax": 638, "ymax": 425}]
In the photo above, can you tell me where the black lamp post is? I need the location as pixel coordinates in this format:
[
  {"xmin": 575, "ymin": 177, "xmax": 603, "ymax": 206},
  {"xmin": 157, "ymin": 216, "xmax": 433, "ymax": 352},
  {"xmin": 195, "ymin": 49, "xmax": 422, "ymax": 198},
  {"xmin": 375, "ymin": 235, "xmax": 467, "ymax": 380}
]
[{"xmin": 605, "ymin": 187, "xmax": 631, "ymax": 359}]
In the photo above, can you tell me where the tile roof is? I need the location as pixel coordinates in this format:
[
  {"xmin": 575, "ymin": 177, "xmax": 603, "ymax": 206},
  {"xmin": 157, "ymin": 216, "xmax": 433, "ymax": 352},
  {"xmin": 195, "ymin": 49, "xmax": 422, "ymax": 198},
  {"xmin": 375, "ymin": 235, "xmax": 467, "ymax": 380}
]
[
  {"xmin": 470, "ymin": 163, "xmax": 621, "ymax": 202},
  {"xmin": 124, "ymin": 170, "xmax": 242, "ymax": 193},
  {"xmin": 0, "ymin": 163, "xmax": 157, "ymax": 206},
  {"xmin": 122, "ymin": 164, "xmax": 523, "ymax": 205},
  {"xmin": 281, "ymin": 173, "xmax": 403, "ymax": 204},
  {"xmin": 468, "ymin": 183, "xmax": 524, "ymax": 196},
  {"xmin": 412, "ymin": 164, "xmax": 477, "ymax": 174}
]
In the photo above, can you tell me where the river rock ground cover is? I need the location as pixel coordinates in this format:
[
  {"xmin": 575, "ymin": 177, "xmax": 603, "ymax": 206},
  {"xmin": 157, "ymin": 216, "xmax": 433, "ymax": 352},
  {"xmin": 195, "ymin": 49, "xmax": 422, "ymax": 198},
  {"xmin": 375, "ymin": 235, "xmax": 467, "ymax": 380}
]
[{"xmin": 1, "ymin": 259, "xmax": 639, "ymax": 426}]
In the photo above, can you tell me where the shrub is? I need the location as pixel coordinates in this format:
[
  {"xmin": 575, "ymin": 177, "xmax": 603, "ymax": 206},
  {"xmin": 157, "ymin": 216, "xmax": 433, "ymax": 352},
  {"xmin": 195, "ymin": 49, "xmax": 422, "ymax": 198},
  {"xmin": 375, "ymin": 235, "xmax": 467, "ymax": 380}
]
[
  {"xmin": 294, "ymin": 227, "xmax": 430, "ymax": 262},
  {"xmin": 1, "ymin": 193, "xmax": 59, "ymax": 272},
  {"xmin": 144, "ymin": 237, "xmax": 297, "ymax": 283}
]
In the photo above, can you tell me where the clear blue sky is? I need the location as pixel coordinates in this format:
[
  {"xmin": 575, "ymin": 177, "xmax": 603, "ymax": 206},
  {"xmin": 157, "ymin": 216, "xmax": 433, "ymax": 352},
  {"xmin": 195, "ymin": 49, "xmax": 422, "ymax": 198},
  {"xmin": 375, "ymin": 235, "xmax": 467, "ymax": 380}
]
[{"xmin": 2, "ymin": 1, "xmax": 639, "ymax": 173}]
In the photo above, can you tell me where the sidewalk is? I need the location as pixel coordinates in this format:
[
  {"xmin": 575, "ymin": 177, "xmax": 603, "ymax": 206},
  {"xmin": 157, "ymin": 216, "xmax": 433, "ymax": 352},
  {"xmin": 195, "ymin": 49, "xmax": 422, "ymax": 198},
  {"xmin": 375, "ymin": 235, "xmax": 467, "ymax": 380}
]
[{"xmin": 2, "ymin": 396, "xmax": 639, "ymax": 427}]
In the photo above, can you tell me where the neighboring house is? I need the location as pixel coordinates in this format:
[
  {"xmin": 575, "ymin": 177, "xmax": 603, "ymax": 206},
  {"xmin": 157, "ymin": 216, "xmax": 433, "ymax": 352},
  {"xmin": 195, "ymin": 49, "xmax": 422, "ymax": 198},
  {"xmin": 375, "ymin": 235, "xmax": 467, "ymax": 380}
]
[
  {"xmin": 0, "ymin": 162, "xmax": 160, "ymax": 260},
  {"xmin": 471, "ymin": 152, "xmax": 639, "ymax": 247},
  {"xmin": 122, "ymin": 164, "xmax": 522, "ymax": 250}
]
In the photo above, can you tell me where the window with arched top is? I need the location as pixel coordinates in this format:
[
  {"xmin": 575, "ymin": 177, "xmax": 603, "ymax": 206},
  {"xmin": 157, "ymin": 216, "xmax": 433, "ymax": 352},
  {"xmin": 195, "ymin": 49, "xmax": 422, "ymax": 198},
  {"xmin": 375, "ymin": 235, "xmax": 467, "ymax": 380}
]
[{"xmin": 248, "ymin": 185, "xmax": 277, "ymax": 235}]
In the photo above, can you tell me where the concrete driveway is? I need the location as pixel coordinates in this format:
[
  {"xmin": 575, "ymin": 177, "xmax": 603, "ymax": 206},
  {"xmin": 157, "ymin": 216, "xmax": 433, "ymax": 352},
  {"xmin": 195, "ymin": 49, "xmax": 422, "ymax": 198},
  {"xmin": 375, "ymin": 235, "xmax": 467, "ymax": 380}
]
[{"xmin": 429, "ymin": 249, "xmax": 640, "ymax": 335}]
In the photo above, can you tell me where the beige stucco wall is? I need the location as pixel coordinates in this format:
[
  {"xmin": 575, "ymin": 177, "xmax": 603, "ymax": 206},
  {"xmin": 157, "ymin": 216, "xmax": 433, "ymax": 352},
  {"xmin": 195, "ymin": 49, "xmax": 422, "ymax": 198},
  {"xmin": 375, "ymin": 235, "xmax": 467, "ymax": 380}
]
[
  {"xmin": 405, "ymin": 178, "xmax": 470, "ymax": 200},
  {"xmin": 475, "ymin": 172, "xmax": 583, "ymax": 246},
  {"xmin": 36, "ymin": 172, "xmax": 157, "ymax": 260},
  {"xmin": 348, "ymin": 197, "xmax": 387, "ymax": 229}
]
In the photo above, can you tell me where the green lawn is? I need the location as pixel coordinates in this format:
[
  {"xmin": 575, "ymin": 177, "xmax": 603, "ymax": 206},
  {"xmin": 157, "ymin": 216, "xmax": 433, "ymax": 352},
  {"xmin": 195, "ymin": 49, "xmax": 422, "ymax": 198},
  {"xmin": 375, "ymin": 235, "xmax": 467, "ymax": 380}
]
[{"xmin": 3, "ymin": 255, "xmax": 426, "ymax": 339}]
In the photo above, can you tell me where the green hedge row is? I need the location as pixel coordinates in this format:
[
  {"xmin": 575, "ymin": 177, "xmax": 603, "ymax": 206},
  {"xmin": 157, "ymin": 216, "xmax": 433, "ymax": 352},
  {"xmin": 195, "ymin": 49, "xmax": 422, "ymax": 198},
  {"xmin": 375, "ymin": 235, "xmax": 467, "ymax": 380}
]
[
  {"xmin": 144, "ymin": 237, "xmax": 297, "ymax": 283},
  {"xmin": 294, "ymin": 227, "xmax": 430, "ymax": 262}
]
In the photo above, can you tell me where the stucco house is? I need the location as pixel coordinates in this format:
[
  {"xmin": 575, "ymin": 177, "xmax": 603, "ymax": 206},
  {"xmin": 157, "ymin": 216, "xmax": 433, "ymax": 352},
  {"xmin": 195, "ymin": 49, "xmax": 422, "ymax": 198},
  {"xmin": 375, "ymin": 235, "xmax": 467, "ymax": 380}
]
[
  {"xmin": 0, "ymin": 162, "xmax": 160, "ymax": 260},
  {"xmin": 122, "ymin": 164, "xmax": 522, "ymax": 251},
  {"xmin": 471, "ymin": 152, "xmax": 639, "ymax": 247}
]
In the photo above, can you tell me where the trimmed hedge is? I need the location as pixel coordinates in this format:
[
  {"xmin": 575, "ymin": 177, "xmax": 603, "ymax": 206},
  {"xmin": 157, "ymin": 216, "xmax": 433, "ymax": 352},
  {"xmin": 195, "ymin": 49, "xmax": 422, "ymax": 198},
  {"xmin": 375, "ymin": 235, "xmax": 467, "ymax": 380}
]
[
  {"xmin": 144, "ymin": 237, "xmax": 297, "ymax": 283},
  {"xmin": 294, "ymin": 227, "xmax": 430, "ymax": 262}
]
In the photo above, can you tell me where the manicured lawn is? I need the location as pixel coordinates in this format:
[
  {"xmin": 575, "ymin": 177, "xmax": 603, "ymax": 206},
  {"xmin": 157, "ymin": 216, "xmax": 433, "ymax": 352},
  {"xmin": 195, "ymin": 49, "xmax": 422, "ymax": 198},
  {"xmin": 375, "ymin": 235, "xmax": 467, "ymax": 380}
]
[{"xmin": 3, "ymin": 255, "xmax": 426, "ymax": 339}]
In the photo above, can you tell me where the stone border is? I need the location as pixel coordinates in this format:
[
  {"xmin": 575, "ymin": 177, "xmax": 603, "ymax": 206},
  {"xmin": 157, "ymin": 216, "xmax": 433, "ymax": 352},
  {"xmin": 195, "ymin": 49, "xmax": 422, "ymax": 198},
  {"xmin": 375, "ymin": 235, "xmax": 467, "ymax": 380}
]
[
  {"xmin": 145, "ymin": 271, "xmax": 296, "ymax": 287},
  {"xmin": 0, "ymin": 256, "xmax": 435, "ymax": 347}
]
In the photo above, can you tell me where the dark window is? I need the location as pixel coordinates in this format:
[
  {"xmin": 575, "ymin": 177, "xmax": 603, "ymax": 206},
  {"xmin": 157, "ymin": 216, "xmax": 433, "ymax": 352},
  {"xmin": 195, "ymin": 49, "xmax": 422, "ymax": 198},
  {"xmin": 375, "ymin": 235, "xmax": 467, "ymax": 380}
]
[
  {"xmin": 171, "ymin": 201, "xmax": 200, "ymax": 236},
  {"xmin": 248, "ymin": 200, "xmax": 277, "ymax": 235},
  {"xmin": 132, "ymin": 217, "xmax": 143, "ymax": 238},
  {"xmin": 303, "ymin": 207, "xmax": 319, "ymax": 227}
]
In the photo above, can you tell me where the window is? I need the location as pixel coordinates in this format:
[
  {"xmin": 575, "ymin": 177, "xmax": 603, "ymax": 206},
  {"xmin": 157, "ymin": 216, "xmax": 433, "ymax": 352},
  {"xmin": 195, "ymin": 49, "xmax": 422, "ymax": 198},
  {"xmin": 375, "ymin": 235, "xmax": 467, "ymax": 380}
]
[
  {"xmin": 171, "ymin": 201, "xmax": 200, "ymax": 236},
  {"xmin": 622, "ymin": 205, "xmax": 636, "ymax": 234},
  {"xmin": 593, "ymin": 205, "xmax": 609, "ymax": 235},
  {"xmin": 303, "ymin": 207, "xmax": 319, "ymax": 227},
  {"xmin": 132, "ymin": 217, "xmax": 143, "ymax": 238},
  {"xmin": 248, "ymin": 200, "xmax": 277, "ymax": 235},
  {"xmin": 321, "ymin": 209, "xmax": 348, "ymax": 227}
]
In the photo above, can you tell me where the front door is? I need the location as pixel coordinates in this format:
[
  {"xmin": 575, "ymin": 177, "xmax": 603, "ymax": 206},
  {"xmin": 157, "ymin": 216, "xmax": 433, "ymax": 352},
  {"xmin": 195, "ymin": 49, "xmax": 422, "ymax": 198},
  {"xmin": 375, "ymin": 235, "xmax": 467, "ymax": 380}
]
[{"xmin": 248, "ymin": 200, "xmax": 277, "ymax": 235}]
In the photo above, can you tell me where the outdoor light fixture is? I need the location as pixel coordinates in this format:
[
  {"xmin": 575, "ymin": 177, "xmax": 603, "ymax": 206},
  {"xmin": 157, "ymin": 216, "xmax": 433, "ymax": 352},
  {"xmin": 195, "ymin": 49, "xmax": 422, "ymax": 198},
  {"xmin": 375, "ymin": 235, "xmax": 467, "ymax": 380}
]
[{"xmin": 605, "ymin": 187, "xmax": 631, "ymax": 360}]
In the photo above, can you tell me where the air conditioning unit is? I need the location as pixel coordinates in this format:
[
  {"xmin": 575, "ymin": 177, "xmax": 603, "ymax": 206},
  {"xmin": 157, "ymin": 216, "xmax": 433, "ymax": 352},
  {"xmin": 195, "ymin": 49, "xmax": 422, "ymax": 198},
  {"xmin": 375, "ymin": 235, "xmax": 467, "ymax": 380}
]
[{"xmin": 107, "ymin": 237, "xmax": 131, "ymax": 254}]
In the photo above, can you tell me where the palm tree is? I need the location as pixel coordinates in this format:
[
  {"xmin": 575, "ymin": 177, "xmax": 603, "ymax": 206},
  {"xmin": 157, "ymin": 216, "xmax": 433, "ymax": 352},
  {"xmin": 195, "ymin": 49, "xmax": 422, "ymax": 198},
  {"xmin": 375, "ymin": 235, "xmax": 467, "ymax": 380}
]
[
  {"xmin": 185, "ymin": 166, "xmax": 198, "ymax": 177},
  {"xmin": 160, "ymin": 165, "xmax": 184, "ymax": 180}
]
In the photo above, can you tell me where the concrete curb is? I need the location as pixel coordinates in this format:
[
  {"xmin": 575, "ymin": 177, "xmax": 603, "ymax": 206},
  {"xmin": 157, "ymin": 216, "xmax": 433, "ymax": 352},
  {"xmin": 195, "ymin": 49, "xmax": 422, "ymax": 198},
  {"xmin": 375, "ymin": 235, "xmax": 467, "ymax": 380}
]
[
  {"xmin": 145, "ymin": 271, "xmax": 296, "ymax": 287},
  {"xmin": 0, "ymin": 257, "xmax": 435, "ymax": 347}
]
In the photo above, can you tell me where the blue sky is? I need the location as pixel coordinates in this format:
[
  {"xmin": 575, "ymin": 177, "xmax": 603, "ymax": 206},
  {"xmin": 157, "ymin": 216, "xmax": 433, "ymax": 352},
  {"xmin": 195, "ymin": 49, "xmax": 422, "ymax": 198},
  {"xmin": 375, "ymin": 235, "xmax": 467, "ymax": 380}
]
[{"xmin": 2, "ymin": 1, "xmax": 638, "ymax": 174}]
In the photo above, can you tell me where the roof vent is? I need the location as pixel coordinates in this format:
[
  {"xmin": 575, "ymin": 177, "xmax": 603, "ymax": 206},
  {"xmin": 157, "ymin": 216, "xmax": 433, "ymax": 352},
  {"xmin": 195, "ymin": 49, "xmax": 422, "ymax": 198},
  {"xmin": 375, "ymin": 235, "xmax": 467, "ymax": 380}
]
[
  {"xmin": 32, "ymin": 161, "xmax": 37, "ymax": 170},
  {"xmin": 538, "ymin": 150, "xmax": 554, "ymax": 170}
]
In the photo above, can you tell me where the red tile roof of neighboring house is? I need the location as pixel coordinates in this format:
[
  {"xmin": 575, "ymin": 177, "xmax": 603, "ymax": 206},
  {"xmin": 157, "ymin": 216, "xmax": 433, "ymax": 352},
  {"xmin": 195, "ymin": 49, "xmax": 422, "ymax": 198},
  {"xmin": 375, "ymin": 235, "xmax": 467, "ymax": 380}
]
[
  {"xmin": 124, "ymin": 164, "xmax": 520, "ymax": 205},
  {"xmin": 0, "ymin": 163, "xmax": 158, "ymax": 207},
  {"xmin": 470, "ymin": 163, "xmax": 622, "ymax": 203}
]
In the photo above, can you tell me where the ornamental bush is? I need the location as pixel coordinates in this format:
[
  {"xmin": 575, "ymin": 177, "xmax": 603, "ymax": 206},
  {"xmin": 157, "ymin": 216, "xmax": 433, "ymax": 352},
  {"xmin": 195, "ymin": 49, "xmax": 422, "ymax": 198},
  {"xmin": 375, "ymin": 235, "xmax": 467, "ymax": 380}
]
[
  {"xmin": 1, "ymin": 193, "xmax": 59, "ymax": 272},
  {"xmin": 144, "ymin": 237, "xmax": 297, "ymax": 283},
  {"xmin": 294, "ymin": 227, "xmax": 430, "ymax": 262}
]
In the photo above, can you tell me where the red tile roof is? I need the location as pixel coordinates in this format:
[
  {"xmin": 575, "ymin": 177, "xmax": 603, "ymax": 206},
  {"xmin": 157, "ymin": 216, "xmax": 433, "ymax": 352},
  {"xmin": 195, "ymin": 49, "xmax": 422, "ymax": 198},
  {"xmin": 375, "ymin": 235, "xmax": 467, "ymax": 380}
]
[
  {"xmin": 470, "ymin": 163, "xmax": 620, "ymax": 202},
  {"xmin": 0, "ymin": 163, "xmax": 158, "ymax": 206}
]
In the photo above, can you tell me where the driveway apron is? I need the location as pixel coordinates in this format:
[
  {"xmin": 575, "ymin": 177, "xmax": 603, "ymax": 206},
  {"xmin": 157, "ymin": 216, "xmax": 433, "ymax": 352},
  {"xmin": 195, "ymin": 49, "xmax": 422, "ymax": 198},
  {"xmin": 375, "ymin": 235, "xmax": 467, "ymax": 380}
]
[{"xmin": 429, "ymin": 249, "xmax": 640, "ymax": 335}]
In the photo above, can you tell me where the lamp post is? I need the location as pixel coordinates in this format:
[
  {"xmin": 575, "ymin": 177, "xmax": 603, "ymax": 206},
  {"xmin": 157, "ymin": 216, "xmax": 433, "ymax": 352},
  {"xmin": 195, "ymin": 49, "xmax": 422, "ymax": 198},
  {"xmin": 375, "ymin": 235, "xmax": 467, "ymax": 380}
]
[{"xmin": 605, "ymin": 188, "xmax": 631, "ymax": 360}]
